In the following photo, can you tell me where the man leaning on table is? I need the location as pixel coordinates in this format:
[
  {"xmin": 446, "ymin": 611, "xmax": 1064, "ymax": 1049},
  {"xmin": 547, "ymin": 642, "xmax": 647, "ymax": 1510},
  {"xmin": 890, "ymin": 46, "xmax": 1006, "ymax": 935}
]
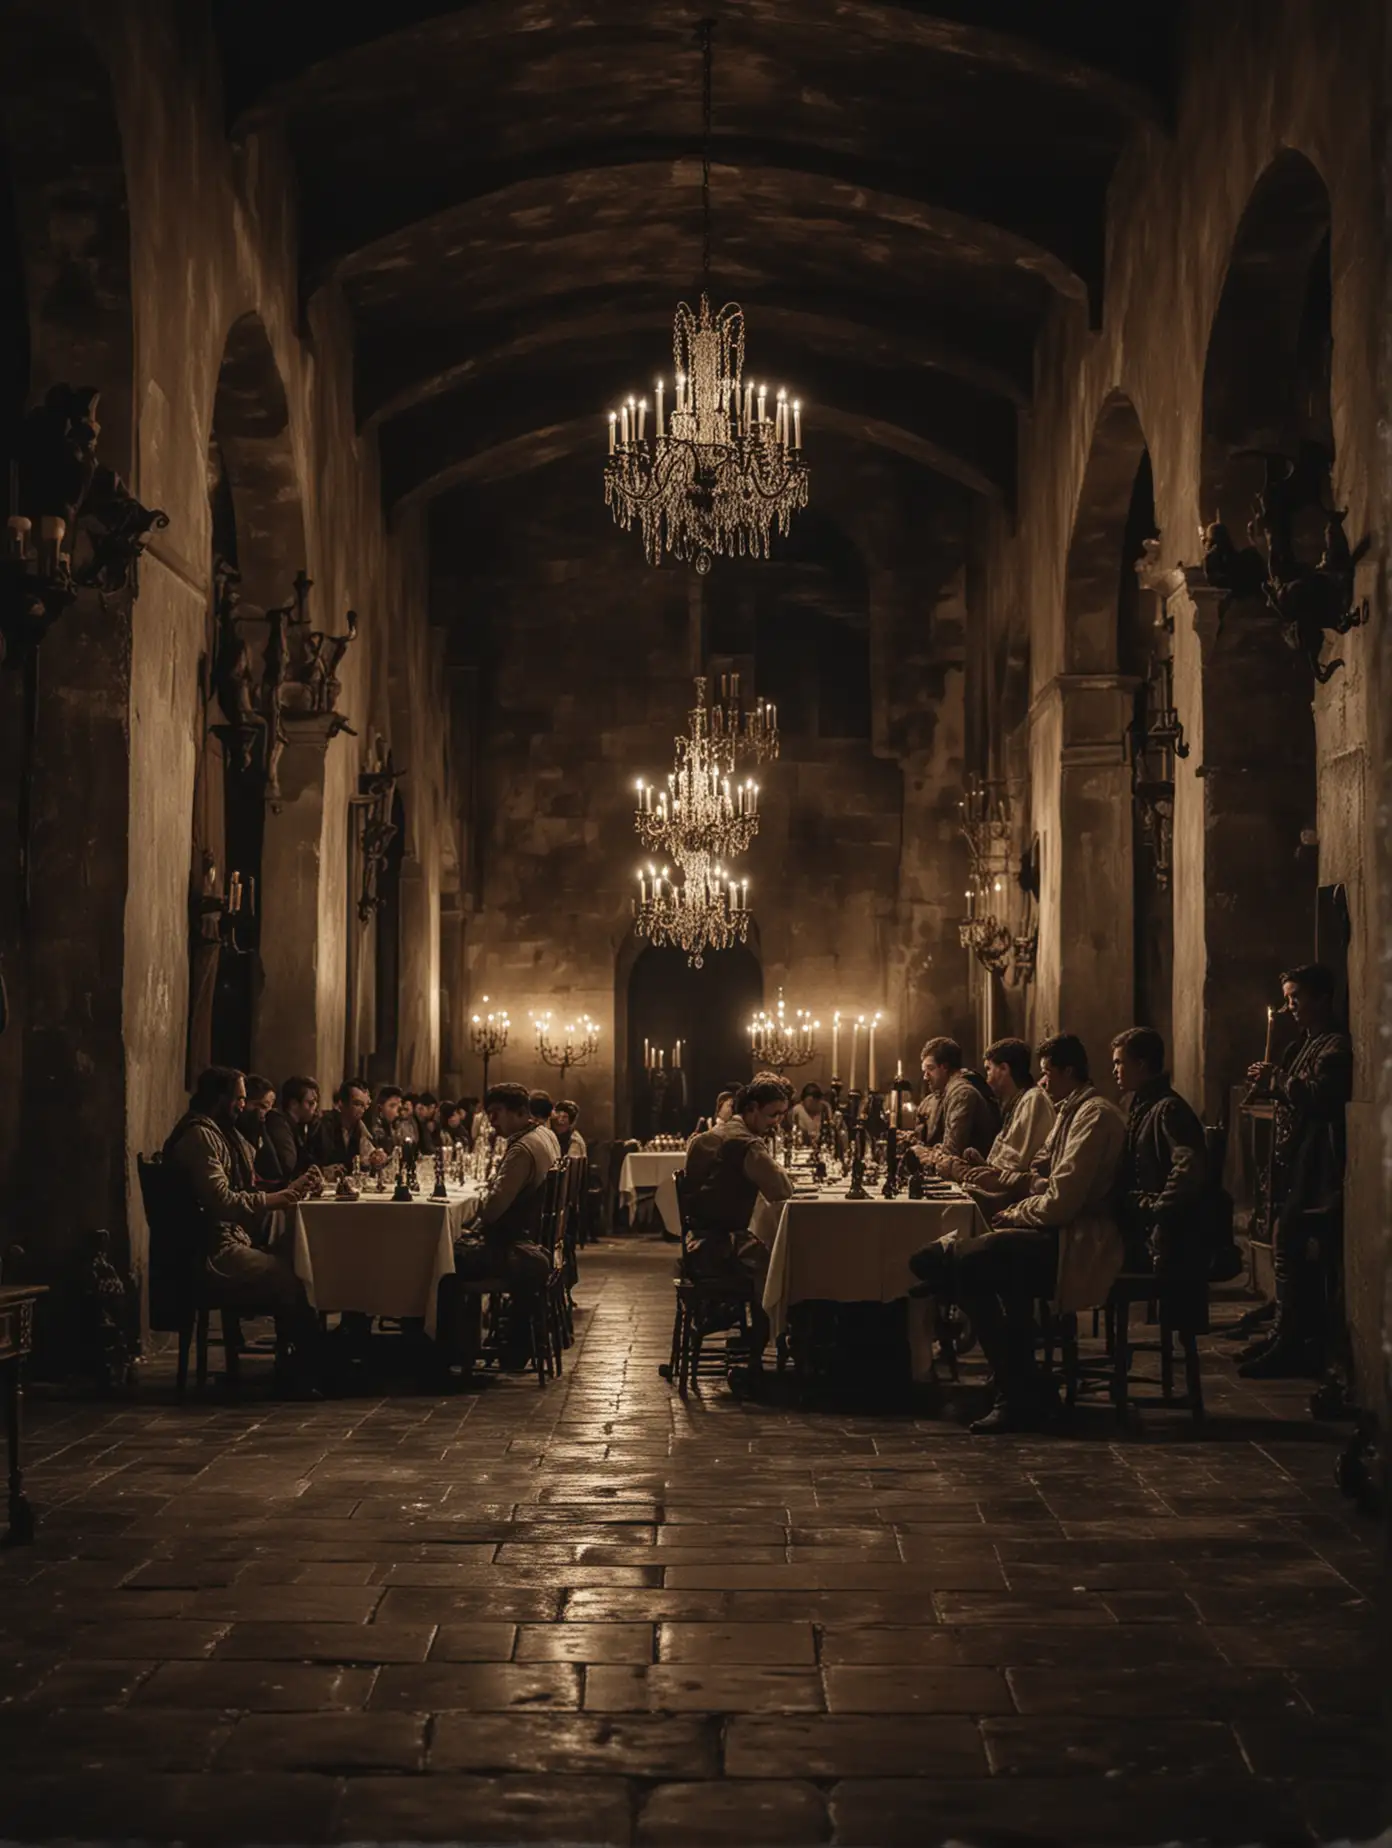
[
  {"xmin": 164, "ymin": 1065, "xmax": 322, "ymax": 1395},
  {"xmin": 680, "ymin": 1074, "xmax": 794, "ymax": 1397},
  {"xmin": 910, "ymin": 1032, "xmax": 1127, "ymax": 1435},
  {"xmin": 908, "ymin": 1036, "xmax": 1001, "ymax": 1171},
  {"xmin": 440, "ymin": 1081, "xmax": 553, "ymax": 1373},
  {"xmin": 925, "ymin": 1036, "xmax": 1056, "ymax": 1213}
]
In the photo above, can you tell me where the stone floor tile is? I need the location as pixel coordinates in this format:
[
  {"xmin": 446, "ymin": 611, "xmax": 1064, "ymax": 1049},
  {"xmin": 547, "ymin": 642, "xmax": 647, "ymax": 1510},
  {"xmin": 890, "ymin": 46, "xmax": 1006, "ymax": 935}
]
[
  {"xmin": 370, "ymin": 1662, "xmax": 580, "ymax": 1710},
  {"xmin": 427, "ymin": 1620, "xmax": 521, "ymax": 1660},
  {"xmin": 725, "ymin": 1714, "xmax": 988, "ymax": 1778},
  {"xmin": 933, "ymin": 1590, "xmax": 1112, "ymax": 1624},
  {"xmin": 216, "ymin": 1711, "xmax": 426, "ymax": 1772},
  {"xmin": 658, "ymin": 1622, "xmax": 817, "ymax": 1665},
  {"xmin": 1006, "ymin": 1665, "xmax": 1307, "ymax": 1719},
  {"xmin": 637, "ymin": 1778, "xmax": 829, "ymax": 1845},
  {"xmin": 30, "ymin": 1618, "xmax": 231, "ymax": 1659},
  {"xmin": 214, "ymin": 1620, "xmax": 436, "ymax": 1662},
  {"xmin": 20, "ymin": 1658, "xmax": 156, "ymax": 1705},
  {"xmin": 133, "ymin": 1660, "xmax": 377, "ymax": 1711},
  {"xmin": 185, "ymin": 1585, "xmax": 384, "ymax": 1623},
  {"xmin": 1, "ymin": 1708, "xmax": 233, "ymax": 1772},
  {"xmin": 377, "ymin": 1585, "xmax": 562, "ymax": 1621},
  {"xmin": 516, "ymin": 1622, "xmax": 656, "ymax": 1662},
  {"xmin": 823, "ymin": 1666, "xmax": 1012, "ymax": 1713},
  {"xmin": 982, "ymin": 1716, "xmax": 1248, "ymax": 1777},
  {"xmin": 2, "ymin": 1771, "xmax": 342, "ymax": 1846},
  {"xmin": 1296, "ymin": 1778, "xmax": 1390, "ymax": 1843},
  {"xmin": 333, "ymin": 1773, "xmax": 635, "ymax": 1845},
  {"xmin": 818, "ymin": 1628, "xmax": 987, "ymax": 1667},
  {"xmin": 587, "ymin": 1664, "xmax": 825, "ymax": 1712},
  {"xmin": 661, "ymin": 1561, "xmax": 1003, "ymax": 1591},
  {"xmin": 1233, "ymin": 1713, "xmax": 1384, "ymax": 1779},
  {"xmin": 430, "ymin": 1712, "xmax": 720, "ymax": 1777}
]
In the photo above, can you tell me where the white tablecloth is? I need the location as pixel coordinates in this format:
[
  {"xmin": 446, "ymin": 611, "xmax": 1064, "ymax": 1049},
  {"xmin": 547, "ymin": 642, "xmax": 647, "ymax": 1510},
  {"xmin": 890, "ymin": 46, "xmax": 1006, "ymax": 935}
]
[
  {"xmin": 762, "ymin": 1189, "xmax": 987, "ymax": 1380},
  {"xmin": 619, "ymin": 1151, "xmax": 686, "ymax": 1234},
  {"xmin": 292, "ymin": 1184, "xmax": 482, "ymax": 1338}
]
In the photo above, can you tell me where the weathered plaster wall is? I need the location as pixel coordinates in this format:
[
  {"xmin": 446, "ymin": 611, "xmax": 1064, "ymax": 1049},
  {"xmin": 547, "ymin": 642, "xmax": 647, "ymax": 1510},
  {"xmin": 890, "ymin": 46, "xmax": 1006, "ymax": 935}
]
[
  {"xmin": 972, "ymin": 0, "xmax": 1387, "ymax": 1395},
  {"xmin": 0, "ymin": 0, "xmax": 456, "ymax": 1311}
]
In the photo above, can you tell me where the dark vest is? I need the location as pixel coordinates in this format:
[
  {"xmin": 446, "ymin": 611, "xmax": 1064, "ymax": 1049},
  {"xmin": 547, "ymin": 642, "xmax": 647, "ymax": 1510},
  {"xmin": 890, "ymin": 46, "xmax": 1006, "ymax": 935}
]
[{"xmin": 684, "ymin": 1128, "xmax": 758, "ymax": 1234}]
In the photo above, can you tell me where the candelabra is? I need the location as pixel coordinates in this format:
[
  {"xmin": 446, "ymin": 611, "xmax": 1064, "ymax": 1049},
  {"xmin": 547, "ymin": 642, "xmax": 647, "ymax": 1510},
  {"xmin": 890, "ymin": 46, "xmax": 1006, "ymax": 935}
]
[
  {"xmin": 534, "ymin": 1011, "xmax": 601, "ymax": 1084},
  {"xmin": 469, "ymin": 996, "xmax": 510, "ymax": 1091},
  {"xmin": 635, "ymin": 694, "xmax": 760, "ymax": 864},
  {"xmin": 643, "ymin": 1039, "xmax": 684, "ymax": 1072},
  {"xmin": 958, "ymin": 890, "xmax": 1014, "ymax": 976},
  {"xmin": 748, "ymin": 989, "xmax": 819, "ymax": 1074},
  {"xmin": 633, "ymin": 858, "xmax": 750, "ymax": 967},
  {"xmin": 602, "ymin": 26, "xmax": 807, "ymax": 575},
  {"xmin": 707, "ymin": 669, "xmax": 779, "ymax": 766},
  {"xmin": 1123, "ymin": 652, "xmax": 1189, "ymax": 892}
]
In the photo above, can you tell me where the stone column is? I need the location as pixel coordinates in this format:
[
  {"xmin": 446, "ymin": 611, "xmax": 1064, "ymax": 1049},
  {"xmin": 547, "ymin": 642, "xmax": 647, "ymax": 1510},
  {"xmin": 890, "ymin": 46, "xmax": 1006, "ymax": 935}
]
[
  {"xmin": 1183, "ymin": 587, "xmax": 1318, "ymax": 1120},
  {"xmin": 255, "ymin": 717, "xmax": 337, "ymax": 1086},
  {"xmin": 1030, "ymin": 674, "xmax": 1138, "ymax": 1071}
]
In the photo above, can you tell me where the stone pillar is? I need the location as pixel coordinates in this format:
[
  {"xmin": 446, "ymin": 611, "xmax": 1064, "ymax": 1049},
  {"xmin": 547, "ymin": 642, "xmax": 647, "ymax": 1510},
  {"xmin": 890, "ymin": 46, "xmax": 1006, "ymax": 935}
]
[
  {"xmin": 255, "ymin": 718, "xmax": 335, "ymax": 1086},
  {"xmin": 1030, "ymin": 675, "xmax": 1137, "ymax": 1072},
  {"xmin": 1184, "ymin": 588, "xmax": 1318, "ymax": 1120}
]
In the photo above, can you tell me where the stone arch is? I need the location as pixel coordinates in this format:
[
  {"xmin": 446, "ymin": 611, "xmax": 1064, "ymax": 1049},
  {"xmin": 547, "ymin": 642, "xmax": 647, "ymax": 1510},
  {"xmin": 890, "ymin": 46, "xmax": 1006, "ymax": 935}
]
[
  {"xmin": 1063, "ymin": 390, "xmax": 1151, "ymax": 674},
  {"xmin": 1192, "ymin": 150, "xmax": 1327, "ymax": 1119}
]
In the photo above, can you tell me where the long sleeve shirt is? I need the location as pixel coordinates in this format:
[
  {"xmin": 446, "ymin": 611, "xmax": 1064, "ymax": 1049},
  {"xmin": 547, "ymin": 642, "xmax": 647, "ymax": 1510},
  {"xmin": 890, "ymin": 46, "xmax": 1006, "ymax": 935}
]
[
  {"xmin": 982, "ymin": 1084, "xmax": 1056, "ymax": 1180},
  {"xmin": 918, "ymin": 1071, "xmax": 1000, "ymax": 1158},
  {"xmin": 479, "ymin": 1126, "xmax": 554, "ymax": 1229},
  {"xmin": 995, "ymin": 1085, "xmax": 1128, "ymax": 1311},
  {"xmin": 164, "ymin": 1112, "xmax": 267, "ymax": 1255}
]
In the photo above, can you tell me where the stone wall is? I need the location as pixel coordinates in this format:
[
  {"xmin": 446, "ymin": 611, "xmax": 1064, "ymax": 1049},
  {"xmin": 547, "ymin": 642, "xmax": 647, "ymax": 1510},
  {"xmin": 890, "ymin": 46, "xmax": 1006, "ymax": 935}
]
[
  {"xmin": 0, "ymin": 1, "xmax": 456, "ymax": 1322},
  {"xmin": 439, "ymin": 446, "xmax": 973, "ymax": 1147},
  {"xmin": 968, "ymin": 0, "xmax": 1388, "ymax": 1401}
]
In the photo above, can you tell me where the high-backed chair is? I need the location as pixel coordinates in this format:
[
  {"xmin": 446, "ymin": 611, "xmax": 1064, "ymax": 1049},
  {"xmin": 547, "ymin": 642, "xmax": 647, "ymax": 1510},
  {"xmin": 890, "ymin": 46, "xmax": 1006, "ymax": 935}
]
[
  {"xmin": 138, "ymin": 1153, "xmax": 261, "ymax": 1398},
  {"xmin": 659, "ymin": 1171, "xmax": 759, "ymax": 1395}
]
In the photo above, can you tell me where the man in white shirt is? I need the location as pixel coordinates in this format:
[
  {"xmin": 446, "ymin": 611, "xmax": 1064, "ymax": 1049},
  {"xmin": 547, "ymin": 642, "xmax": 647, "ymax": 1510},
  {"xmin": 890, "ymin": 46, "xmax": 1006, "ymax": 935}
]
[
  {"xmin": 927, "ymin": 1036, "xmax": 1056, "ymax": 1211},
  {"xmin": 529, "ymin": 1090, "xmax": 562, "ymax": 1163}
]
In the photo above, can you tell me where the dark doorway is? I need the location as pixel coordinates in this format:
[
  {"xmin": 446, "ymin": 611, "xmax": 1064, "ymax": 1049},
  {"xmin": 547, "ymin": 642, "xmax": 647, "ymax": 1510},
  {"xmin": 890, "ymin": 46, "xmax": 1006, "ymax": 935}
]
[
  {"xmin": 627, "ymin": 943, "xmax": 762, "ymax": 1138},
  {"xmin": 368, "ymin": 793, "xmax": 406, "ymax": 1087}
]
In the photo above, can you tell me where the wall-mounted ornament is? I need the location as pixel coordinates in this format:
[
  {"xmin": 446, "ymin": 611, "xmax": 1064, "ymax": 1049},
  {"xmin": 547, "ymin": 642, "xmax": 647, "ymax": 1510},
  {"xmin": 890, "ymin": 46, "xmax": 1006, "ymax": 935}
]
[
  {"xmin": 1200, "ymin": 443, "xmax": 1370, "ymax": 682},
  {"xmin": 351, "ymin": 736, "xmax": 403, "ymax": 923},
  {"xmin": 1123, "ymin": 653, "xmax": 1189, "ymax": 891}
]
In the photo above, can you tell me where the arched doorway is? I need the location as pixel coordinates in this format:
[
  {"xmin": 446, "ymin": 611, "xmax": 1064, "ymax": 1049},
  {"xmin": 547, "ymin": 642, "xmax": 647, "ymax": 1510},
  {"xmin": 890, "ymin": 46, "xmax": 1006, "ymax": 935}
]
[
  {"xmin": 367, "ymin": 791, "xmax": 407, "ymax": 1087},
  {"xmin": 625, "ymin": 943, "xmax": 763, "ymax": 1138},
  {"xmin": 1196, "ymin": 151, "xmax": 1326, "ymax": 1118},
  {"xmin": 188, "ymin": 312, "xmax": 308, "ymax": 1083}
]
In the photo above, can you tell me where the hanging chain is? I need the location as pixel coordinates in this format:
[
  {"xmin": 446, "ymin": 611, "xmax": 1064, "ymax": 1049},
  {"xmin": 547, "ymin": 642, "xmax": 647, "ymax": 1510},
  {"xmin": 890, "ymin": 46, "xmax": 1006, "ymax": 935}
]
[{"xmin": 699, "ymin": 18, "xmax": 714, "ymax": 286}]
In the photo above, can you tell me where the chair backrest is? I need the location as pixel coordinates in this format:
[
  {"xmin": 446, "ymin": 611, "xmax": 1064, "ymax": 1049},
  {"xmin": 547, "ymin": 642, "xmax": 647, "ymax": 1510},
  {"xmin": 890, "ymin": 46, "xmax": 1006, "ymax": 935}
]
[
  {"xmin": 672, "ymin": 1168, "xmax": 698, "ymax": 1258},
  {"xmin": 138, "ymin": 1151, "xmax": 207, "ymax": 1331},
  {"xmin": 537, "ymin": 1163, "xmax": 566, "ymax": 1260}
]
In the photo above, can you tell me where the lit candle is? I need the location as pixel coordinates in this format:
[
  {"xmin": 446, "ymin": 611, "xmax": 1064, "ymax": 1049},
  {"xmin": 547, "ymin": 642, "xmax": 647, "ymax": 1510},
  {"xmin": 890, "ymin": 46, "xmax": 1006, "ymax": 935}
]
[
  {"xmin": 637, "ymin": 397, "xmax": 647, "ymax": 443},
  {"xmin": 743, "ymin": 382, "xmax": 753, "ymax": 430},
  {"xmin": 644, "ymin": 1037, "xmax": 650, "ymax": 1069},
  {"xmin": 869, "ymin": 1012, "xmax": 881, "ymax": 1092},
  {"xmin": 849, "ymin": 1017, "xmax": 861, "ymax": 1091},
  {"xmin": 793, "ymin": 400, "xmax": 802, "ymax": 448},
  {"xmin": 620, "ymin": 403, "xmax": 630, "ymax": 446},
  {"xmin": 740, "ymin": 879, "xmax": 748, "ymax": 912},
  {"xmin": 757, "ymin": 383, "xmax": 767, "ymax": 424},
  {"xmin": 1263, "ymin": 1005, "xmax": 1275, "ymax": 1063},
  {"xmin": 655, "ymin": 379, "xmax": 664, "ymax": 440},
  {"xmin": 832, "ymin": 1010, "xmax": 840, "ymax": 1075},
  {"xmin": 608, "ymin": 412, "xmax": 617, "ymax": 455}
]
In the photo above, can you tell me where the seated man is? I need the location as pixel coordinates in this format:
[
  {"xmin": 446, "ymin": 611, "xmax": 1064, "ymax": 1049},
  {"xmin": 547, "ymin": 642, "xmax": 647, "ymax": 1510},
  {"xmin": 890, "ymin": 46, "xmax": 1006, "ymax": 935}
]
[
  {"xmin": 442, "ymin": 1081, "xmax": 555, "ymax": 1371},
  {"xmin": 529, "ymin": 1089, "xmax": 562, "ymax": 1162},
  {"xmin": 908, "ymin": 1036, "xmax": 1001, "ymax": 1170},
  {"xmin": 413, "ymin": 1092, "xmax": 441, "ymax": 1158},
  {"xmin": 240, "ymin": 1074, "xmax": 278, "ymax": 1179},
  {"xmin": 929, "ymin": 1036, "xmax": 1055, "ymax": 1212},
  {"xmin": 437, "ymin": 1100, "xmax": 467, "ymax": 1147},
  {"xmin": 365, "ymin": 1084, "xmax": 406, "ymax": 1153},
  {"xmin": 1110, "ymin": 1027, "xmax": 1210, "ymax": 1277},
  {"xmin": 256, "ymin": 1074, "xmax": 318, "ymax": 1184},
  {"xmin": 307, "ymin": 1078, "xmax": 384, "ymax": 1175},
  {"xmin": 680, "ymin": 1076, "xmax": 794, "ymax": 1392},
  {"xmin": 913, "ymin": 1033, "xmax": 1126, "ymax": 1434},
  {"xmin": 164, "ymin": 1065, "xmax": 321, "ymax": 1391},
  {"xmin": 551, "ymin": 1098, "xmax": 587, "ymax": 1164}
]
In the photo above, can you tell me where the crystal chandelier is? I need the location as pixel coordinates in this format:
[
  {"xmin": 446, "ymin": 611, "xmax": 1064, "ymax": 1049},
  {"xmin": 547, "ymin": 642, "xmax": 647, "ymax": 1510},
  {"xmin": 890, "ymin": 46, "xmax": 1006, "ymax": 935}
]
[
  {"xmin": 633, "ymin": 858, "xmax": 750, "ymax": 969},
  {"xmin": 636, "ymin": 681, "xmax": 761, "ymax": 864},
  {"xmin": 602, "ymin": 21, "xmax": 808, "ymax": 574},
  {"xmin": 707, "ymin": 670, "xmax": 779, "ymax": 766},
  {"xmin": 748, "ymin": 989, "xmax": 820, "ymax": 1074}
]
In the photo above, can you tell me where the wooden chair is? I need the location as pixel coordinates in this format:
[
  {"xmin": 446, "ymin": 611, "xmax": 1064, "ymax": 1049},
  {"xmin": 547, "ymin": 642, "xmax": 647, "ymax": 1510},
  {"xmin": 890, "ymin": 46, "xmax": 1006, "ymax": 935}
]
[
  {"xmin": 659, "ymin": 1172, "xmax": 759, "ymax": 1395},
  {"xmin": 604, "ymin": 1138, "xmax": 641, "ymax": 1234},
  {"xmin": 137, "ymin": 1153, "xmax": 272, "ymax": 1399},
  {"xmin": 1048, "ymin": 1271, "xmax": 1206, "ymax": 1428}
]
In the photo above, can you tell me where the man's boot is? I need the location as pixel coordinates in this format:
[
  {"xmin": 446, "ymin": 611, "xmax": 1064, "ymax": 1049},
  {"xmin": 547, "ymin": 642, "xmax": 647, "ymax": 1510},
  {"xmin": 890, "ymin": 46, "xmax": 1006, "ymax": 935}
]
[{"xmin": 1238, "ymin": 1269, "xmax": 1316, "ymax": 1379}]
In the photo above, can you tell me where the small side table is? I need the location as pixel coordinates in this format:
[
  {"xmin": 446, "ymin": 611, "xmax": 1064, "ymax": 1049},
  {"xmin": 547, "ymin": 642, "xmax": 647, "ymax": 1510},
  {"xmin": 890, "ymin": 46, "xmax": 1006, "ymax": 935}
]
[{"xmin": 0, "ymin": 1284, "xmax": 46, "ymax": 1544}]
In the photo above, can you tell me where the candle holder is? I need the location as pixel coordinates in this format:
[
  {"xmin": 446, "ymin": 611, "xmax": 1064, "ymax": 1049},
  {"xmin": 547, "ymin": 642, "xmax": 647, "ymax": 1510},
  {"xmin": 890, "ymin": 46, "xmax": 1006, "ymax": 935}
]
[
  {"xmin": 535, "ymin": 1011, "xmax": 600, "ymax": 1085},
  {"xmin": 846, "ymin": 1126, "xmax": 869, "ymax": 1201},
  {"xmin": 469, "ymin": 996, "xmax": 511, "ymax": 1091},
  {"xmin": 431, "ymin": 1147, "xmax": 448, "ymax": 1201},
  {"xmin": 748, "ymin": 988, "xmax": 819, "ymax": 1074},
  {"xmin": 391, "ymin": 1149, "xmax": 411, "ymax": 1203}
]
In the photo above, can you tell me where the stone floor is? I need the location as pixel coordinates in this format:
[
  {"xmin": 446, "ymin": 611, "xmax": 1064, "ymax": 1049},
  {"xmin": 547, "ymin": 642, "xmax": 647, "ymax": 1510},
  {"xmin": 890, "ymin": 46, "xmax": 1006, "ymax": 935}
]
[{"xmin": 1, "ymin": 1243, "xmax": 1384, "ymax": 1846}]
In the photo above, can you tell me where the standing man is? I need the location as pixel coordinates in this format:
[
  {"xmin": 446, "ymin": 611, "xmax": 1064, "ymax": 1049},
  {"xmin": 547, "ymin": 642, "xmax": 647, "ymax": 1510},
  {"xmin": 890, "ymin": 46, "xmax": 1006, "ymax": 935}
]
[
  {"xmin": 680, "ymin": 1076, "xmax": 795, "ymax": 1395},
  {"xmin": 1239, "ymin": 964, "xmax": 1352, "ymax": 1378},
  {"xmin": 910, "ymin": 1037, "xmax": 1001, "ymax": 1167},
  {"xmin": 928, "ymin": 1036, "xmax": 1055, "ymax": 1212},
  {"xmin": 1110, "ymin": 1027, "xmax": 1212, "ymax": 1276}
]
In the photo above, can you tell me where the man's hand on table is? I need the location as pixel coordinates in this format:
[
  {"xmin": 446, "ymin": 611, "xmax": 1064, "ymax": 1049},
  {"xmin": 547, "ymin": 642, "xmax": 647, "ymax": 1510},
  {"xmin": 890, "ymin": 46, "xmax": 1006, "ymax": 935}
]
[{"xmin": 265, "ymin": 1168, "xmax": 320, "ymax": 1212}]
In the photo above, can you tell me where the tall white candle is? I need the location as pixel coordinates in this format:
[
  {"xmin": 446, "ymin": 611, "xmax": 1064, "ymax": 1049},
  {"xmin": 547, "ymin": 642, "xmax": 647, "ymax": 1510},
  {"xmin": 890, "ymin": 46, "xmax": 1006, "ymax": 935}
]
[
  {"xmin": 869, "ymin": 1014, "xmax": 880, "ymax": 1092},
  {"xmin": 849, "ymin": 1018, "xmax": 860, "ymax": 1091},
  {"xmin": 832, "ymin": 1011, "xmax": 841, "ymax": 1076},
  {"xmin": 655, "ymin": 379, "xmax": 664, "ymax": 440}
]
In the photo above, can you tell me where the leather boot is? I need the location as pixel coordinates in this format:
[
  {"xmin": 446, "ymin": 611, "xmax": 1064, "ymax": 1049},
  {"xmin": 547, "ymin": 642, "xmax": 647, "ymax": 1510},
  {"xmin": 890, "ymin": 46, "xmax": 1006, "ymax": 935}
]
[{"xmin": 1238, "ymin": 1273, "xmax": 1315, "ymax": 1379}]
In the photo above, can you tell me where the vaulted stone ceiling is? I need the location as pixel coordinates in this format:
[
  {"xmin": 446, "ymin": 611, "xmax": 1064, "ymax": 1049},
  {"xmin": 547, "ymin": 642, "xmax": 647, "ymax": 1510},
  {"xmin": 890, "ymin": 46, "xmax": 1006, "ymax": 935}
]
[{"xmin": 213, "ymin": 0, "xmax": 1176, "ymax": 514}]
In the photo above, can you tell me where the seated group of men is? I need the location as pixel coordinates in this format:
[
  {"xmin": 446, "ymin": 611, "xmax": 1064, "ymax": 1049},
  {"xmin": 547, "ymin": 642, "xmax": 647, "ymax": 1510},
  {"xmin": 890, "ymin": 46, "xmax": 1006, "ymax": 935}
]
[{"xmin": 162, "ymin": 1068, "xmax": 587, "ymax": 1393}]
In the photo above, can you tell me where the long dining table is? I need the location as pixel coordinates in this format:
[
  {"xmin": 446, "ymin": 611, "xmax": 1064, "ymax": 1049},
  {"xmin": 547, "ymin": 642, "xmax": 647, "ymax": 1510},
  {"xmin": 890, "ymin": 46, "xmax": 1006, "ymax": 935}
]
[{"xmin": 290, "ymin": 1181, "xmax": 483, "ymax": 1338}]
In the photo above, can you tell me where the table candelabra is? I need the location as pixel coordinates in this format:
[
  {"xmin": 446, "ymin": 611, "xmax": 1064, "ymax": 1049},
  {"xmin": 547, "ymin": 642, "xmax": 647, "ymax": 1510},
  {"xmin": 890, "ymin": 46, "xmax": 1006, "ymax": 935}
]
[
  {"xmin": 846, "ymin": 1125, "xmax": 869, "ymax": 1200},
  {"xmin": 469, "ymin": 995, "xmax": 511, "ymax": 1091},
  {"xmin": 391, "ymin": 1147, "xmax": 411, "ymax": 1203},
  {"xmin": 748, "ymin": 989, "xmax": 819, "ymax": 1075},
  {"xmin": 432, "ymin": 1147, "xmax": 448, "ymax": 1200},
  {"xmin": 534, "ymin": 1011, "xmax": 600, "ymax": 1085}
]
